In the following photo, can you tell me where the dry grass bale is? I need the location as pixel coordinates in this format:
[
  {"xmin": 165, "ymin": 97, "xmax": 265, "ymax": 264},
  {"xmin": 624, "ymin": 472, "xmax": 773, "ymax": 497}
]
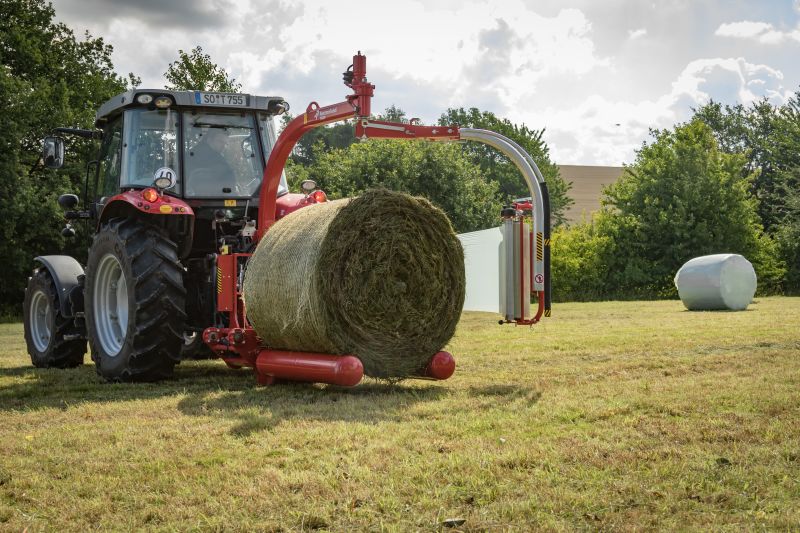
[{"xmin": 243, "ymin": 189, "xmax": 465, "ymax": 378}]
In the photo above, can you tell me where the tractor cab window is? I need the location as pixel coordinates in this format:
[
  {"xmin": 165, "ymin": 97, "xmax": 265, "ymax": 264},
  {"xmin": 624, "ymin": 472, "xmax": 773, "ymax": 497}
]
[
  {"xmin": 183, "ymin": 112, "xmax": 263, "ymax": 198},
  {"xmin": 97, "ymin": 116, "xmax": 123, "ymax": 199},
  {"xmin": 121, "ymin": 109, "xmax": 181, "ymax": 193},
  {"xmin": 258, "ymin": 114, "xmax": 288, "ymax": 196}
]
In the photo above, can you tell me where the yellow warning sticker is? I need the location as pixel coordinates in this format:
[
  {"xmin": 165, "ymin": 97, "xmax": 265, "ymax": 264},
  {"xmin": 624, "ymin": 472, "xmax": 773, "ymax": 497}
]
[
  {"xmin": 159, "ymin": 205, "xmax": 172, "ymax": 214},
  {"xmin": 224, "ymin": 200, "xmax": 237, "ymax": 207},
  {"xmin": 536, "ymin": 233, "xmax": 544, "ymax": 261}
]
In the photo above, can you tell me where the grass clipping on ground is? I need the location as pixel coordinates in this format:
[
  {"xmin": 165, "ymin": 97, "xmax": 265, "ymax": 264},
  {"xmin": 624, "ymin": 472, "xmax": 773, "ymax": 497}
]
[{"xmin": 243, "ymin": 189, "xmax": 465, "ymax": 378}]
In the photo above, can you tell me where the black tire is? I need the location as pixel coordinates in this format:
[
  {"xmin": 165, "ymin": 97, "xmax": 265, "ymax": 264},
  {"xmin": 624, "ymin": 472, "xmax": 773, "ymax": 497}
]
[
  {"xmin": 85, "ymin": 218, "xmax": 186, "ymax": 381},
  {"xmin": 22, "ymin": 269, "xmax": 86, "ymax": 368},
  {"xmin": 180, "ymin": 332, "xmax": 216, "ymax": 360}
]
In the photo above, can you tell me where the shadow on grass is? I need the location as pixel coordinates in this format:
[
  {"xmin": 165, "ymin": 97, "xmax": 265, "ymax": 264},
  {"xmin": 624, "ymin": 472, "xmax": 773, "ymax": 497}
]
[
  {"xmin": 678, "ymin": 308, "xmax": 756, "ymax": 313},
  {"xmin": 0, "ymin": 360, "xmax": 447, "ymax": 436},
  {"xmin": 177, "ymin": 380, "xmax": 448, "ymax": 437}
]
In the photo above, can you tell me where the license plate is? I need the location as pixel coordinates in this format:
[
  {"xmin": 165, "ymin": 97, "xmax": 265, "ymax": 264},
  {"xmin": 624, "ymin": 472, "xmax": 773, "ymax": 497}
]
[{"xmin": 194, "ymin": 92, "xmax": 247, "ymax": 106}]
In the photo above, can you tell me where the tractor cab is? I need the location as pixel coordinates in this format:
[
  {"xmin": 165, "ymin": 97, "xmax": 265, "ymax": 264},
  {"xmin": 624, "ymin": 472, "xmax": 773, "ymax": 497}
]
[
  {"xmin": 91, "ymin": 90, "xmax": 290, "ymax": 204},
  {"xmin": 46, "ymin": 90, "xmax": 304, "ymax": 259}
]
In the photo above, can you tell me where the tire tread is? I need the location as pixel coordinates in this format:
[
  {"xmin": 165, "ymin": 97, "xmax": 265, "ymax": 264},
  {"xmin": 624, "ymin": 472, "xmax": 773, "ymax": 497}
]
[{"xmin": 87, "ymin": 218, "xmax": 186, "ymax": 382}]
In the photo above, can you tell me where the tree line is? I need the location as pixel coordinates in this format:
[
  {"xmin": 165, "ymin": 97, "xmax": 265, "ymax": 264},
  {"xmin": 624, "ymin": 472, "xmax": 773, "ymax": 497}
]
[{"xmin": 1, "ymin": 0, "xmax": 798, "ymax": 317}]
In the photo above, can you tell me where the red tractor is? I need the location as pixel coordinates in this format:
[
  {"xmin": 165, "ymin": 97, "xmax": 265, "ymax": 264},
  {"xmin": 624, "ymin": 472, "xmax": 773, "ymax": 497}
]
[{"xmin": 24, "ymin": 52, "xmax": 551, "ymax": 386}]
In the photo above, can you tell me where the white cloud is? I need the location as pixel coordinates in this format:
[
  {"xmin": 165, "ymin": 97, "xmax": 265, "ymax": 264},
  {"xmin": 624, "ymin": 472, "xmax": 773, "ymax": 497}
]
[
  {"xmin": 48, "ymin": 0, "xmax": 800, "ymax": 166},
  {"xmin": 628, "ymin": 28, "xmax": 647, "ymax": 40},
  {"xmin": 671, "ymin": 57, "xmax": 789, "ymax": 105},
  {"xmin": 219, "ymin": 1, "xmax": 610, "ymax": 114},
  {"xmin": 537, "ymin": 57, "xmax": 791, "ymax": 165},
  {"xmin": 715, "ymin": 20, "xmax": 800, "ymax": 44}
]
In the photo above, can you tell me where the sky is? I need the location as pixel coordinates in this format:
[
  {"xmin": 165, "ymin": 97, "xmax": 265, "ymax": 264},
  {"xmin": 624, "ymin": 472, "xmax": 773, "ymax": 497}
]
[{"xmin": 51, "ymin": 0, "xmax": 800, "ymax": 166}]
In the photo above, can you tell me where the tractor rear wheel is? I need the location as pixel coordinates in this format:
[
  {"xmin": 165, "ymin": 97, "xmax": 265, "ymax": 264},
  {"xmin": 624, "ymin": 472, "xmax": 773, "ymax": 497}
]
[
  {"xmin": 22, "ymin": 269, "xmax": 86, "ymax": 368},
  {"xmin": 85, "ymin": 218, "xmax": 186, "ymax": 381}
]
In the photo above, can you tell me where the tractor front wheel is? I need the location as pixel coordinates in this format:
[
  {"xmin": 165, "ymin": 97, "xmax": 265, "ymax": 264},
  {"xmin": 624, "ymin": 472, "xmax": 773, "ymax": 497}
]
[
  {"xmin": 85, "ymin": 218, "xmax": 186, "ymax": 381},
  {"xmin": 22, "ymin": 269, "xmax": 86, "ymax": 368}
]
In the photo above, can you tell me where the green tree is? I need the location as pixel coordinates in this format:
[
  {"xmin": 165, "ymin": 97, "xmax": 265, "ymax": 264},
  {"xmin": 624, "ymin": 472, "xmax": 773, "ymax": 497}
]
[
  {"xmin": 164, "ymin": 46, "xmax": 241, "ymax": 92},
  {"xmin": 380, "ymin": 104, "xmax": 407, "ymax": 123},
  {"xmin": 600, "ymin": 120, "xmax": 784, "ymax": 297},
  {"xmin": 0, "ymin": 0, "xmax": 131, "ymax": 315},
  {"xmin": 438, "ymin": 107, "xmax": 573, "ymax": 226},
  {"xmin": 773, "ymin": 167, "xmax": 800, "ymax": 293},
  {"xmin": 282, "ymin": 106, "xmax": 412, "ymax": 167},
  {"xmin": 695, "ymin": 99, "xmax": 784, "ymax": 230},
  {"xmin": 550, "ymin": 220, "xmax": 614, "ymax": 302},
  {"xmin": 770, "ymin": 93, "xmax": 800, "ymax": 293},
  {"xmin": 695, "ymin": 92, "xmax": 800, "ymax": 292},
  {"xmin": 300, "ymin": 140, "xmax": 500, "ymax": 233},
  {"xmin": 281, "ymin": 113, "xmax": 356, "ymax": 167}
]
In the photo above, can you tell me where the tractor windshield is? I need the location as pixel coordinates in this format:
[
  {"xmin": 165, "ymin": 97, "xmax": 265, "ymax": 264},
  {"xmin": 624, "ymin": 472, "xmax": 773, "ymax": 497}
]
[
  {"xmin": 183, "ymin": 112, "xmax": 264, "ymax": 198},
  {"xmin": 119, "ymin": 107, "xmax": 287, "ymax": 199}
]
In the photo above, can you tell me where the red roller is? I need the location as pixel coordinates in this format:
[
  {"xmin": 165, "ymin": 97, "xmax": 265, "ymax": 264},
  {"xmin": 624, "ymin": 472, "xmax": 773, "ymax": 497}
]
[
  {"xmin": 255, "ymin": 349, "xmax": 363, "ymax": 387},
  {"xmin": 421, "ymin": 351, "xmax": 456, "ymax": 380}
]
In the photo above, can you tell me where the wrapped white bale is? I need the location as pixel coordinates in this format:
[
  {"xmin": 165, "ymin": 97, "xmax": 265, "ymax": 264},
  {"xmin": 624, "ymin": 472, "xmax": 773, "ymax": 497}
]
[{"xmin": 674, "ymin": 254, "xmax": 757, "ymax": 311}]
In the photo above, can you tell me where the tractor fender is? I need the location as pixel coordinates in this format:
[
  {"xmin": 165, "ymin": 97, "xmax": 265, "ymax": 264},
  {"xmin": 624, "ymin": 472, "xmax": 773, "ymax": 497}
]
[
  {"xmin": 98, "ymin": 192, "xmax": 195, "ymax": 258},
  {"xmin": 33, "ymin": 255, "xmax": 84, "ymax": 318},
  {"xmin": 98, "ymin": 191, "xmax": 194, "ymax": 225},
  {"xmin": 275, "ymin": 192, "xmax": 324, "ymax": 220}
]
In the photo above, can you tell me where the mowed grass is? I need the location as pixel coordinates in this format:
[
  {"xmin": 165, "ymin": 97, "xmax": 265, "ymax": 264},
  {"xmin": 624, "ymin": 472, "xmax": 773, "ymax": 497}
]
[{"xmin": 1, "ymin": 298, "xmax": 799, "ymax": 531}]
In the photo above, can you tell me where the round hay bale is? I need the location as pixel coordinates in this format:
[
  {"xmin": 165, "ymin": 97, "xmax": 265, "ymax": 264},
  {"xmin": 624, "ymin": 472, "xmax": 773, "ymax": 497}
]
[
  {"xmin": 243, "ymin": 189, "xmax": 465, "ymax": 378},
  {"xmin": 674, "ymin": 253, "xmax": 757, "ymax": 311}
]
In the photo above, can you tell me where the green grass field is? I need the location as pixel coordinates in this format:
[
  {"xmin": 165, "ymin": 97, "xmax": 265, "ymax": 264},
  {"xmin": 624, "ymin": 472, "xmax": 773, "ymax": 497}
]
[{"xmin": 1, "ymin": 298, "xmax": 799, "ymax": 531}]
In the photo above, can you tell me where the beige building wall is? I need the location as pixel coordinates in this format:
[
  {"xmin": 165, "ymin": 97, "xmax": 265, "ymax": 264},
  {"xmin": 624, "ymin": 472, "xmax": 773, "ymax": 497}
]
[{"xmin": 559, "ymin": 165, "xmax": 624, "ymax": 225}]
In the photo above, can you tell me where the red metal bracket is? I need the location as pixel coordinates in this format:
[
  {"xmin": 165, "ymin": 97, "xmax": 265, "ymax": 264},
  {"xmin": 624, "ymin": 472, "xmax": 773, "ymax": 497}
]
[
  {"xmin": 354, "ymin": 119, "xmax": 460, "ymax": 141},
  {"xmin": 256, "ymin": 52, "xmax": 376, "ymax": 241}
]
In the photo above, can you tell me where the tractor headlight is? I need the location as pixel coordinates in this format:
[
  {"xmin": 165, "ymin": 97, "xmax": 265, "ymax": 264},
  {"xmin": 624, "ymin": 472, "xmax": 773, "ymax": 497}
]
[
  {"xmin": 154, "ymin": 175, "xmax": 174, "ymax": 190},
  {"xmin": 153, "ymin": 167, "xmax": 177, "ymax": 191},
  {"xmin": 300, "ymin": 179, "xmax": 317, "ymax": 194},
  {"xmin": 154, "ymin": 96, "xmax": 172, "ymax": 109},
  {"xmin": 136, "ymin": 94, "xmax": 153, "ymax": 104}
]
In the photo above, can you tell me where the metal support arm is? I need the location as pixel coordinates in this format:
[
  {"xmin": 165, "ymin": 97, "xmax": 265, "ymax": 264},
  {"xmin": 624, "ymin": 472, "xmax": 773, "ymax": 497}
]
[
  {"xmin": 256, "ymin": 52, "xmax": 375, "ymax": 241},
  {"xmin": 458, "ymin": 129, "xmax": 547, "ymax": 292}
]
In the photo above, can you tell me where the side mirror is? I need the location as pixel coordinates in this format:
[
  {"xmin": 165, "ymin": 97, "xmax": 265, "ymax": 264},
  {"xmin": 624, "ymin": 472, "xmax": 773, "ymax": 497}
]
[{"xmin": 43, "ymin": 136, "xmax": 65, "ymax": 169}]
